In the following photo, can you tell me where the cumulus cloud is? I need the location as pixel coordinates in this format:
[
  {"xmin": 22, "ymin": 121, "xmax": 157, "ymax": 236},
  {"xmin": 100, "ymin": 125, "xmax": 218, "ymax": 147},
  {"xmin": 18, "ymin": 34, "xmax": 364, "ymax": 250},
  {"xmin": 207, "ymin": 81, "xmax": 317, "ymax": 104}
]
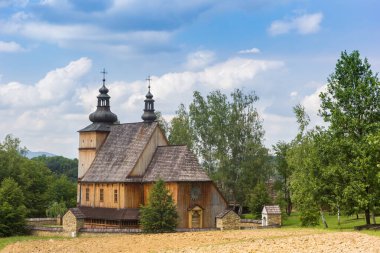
[
  {"xmin": 301, "ymin": 84, "xmax": 327, "ymax": 127},
  {"xmin": 0, "ymin": 55, "xmax": 285, "ymax": 157},
  {"xmin": 0, "ymin": 57, "xmax": 91, "ymax": 108},
  {"xmin": 238, "ymin": 48, "xmax": 260, "ymax": 54},
  {"xmin": 185, "ymin": 50, "xmax": 215, "ymax": 70},
  {"xmin": 268, "ymin": 12, "xmax": 323, "ymax": 36},
  {"xmin": 0, "ymin": 41, "xmax": 25, "ymax": 52}
]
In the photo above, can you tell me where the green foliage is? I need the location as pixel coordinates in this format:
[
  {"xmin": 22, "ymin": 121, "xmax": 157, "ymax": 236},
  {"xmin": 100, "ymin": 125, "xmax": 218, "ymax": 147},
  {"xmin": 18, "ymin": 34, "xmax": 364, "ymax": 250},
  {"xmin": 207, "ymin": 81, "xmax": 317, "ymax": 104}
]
[
  {"xmin": 0, "ymin": 135, "xmax": 77, "ymax": 219},
  {"xmin": 140, "ymin": 180, "xmax": 178, "ymax": 233},
  {"xmin": 169, "ymin": 89, "xmax": 269, "ymax": 211},
  {"xmin": 168, "ymin": 104, "xmax": 193, "ymax": 149},
  {"xmin": 319, "ymin": 50, "xmax": 380, "ymax": 224},
  {"xmin": 32, "ymin": 155, "xmax": 78, "ymax": 181},
  {"xmin": 46, "ymin": 201, "xmax": 67, "ymax": 218},
  {"xmin": 47, "ymin": 175, "xmax": 77, "ymax": 208},
  {"xmin": 273, "ymin": 141, "xmax": 293, "ymax": 216},
  {"xmin": 0, "ymin": 178, "xmax": 27, "ymax": 237},
  {"xmin": 248, "ymin": 182, "xmax": 271, "ymax": 219}
]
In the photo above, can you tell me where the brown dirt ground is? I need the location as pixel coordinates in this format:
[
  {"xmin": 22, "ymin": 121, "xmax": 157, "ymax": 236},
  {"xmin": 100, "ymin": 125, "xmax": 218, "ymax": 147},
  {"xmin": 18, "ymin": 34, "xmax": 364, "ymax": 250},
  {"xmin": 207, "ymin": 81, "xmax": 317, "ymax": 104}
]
[{"xmin": 2, "ymin": 229, "xmax": 380, "ymax": 253}]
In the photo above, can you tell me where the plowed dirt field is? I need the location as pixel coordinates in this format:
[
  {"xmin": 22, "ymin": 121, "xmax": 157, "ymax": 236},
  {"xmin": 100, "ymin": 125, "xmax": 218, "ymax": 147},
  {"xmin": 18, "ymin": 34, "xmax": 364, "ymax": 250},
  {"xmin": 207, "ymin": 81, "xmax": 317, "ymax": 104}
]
[{"xmin": 2, "ymin": 229, "xmax": 379, "ymax": 253}]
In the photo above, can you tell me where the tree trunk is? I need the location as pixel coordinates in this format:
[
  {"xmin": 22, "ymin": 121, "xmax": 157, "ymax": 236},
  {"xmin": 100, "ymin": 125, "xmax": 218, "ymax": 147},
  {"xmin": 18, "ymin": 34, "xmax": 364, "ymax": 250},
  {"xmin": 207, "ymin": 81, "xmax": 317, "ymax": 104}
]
[
  {"xmin": 365, "ymin": 208, "xmax": 371, "ymax": 225},
  {"xmin": 337, "ymin": 206, "xmax": 341, "ymax": 226},
  {"xmin": 238, "ymin": 205, "xmax": 243, "ymax": 216},
  {"xmin": 320, "ymin": 210, "xmax": 328, "ymax": 228}
]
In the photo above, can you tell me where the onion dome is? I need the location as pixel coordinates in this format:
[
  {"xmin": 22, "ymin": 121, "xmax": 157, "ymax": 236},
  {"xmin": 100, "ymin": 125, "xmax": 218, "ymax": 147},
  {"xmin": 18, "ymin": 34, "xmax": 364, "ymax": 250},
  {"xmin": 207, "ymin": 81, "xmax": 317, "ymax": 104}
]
[
  {"xmin": 89, "ymin": 69, "xmax": 118, "ymax": 124},
  {"xmin": 141, "ymin": 76, "xmax": 157, "ymax": 122}
]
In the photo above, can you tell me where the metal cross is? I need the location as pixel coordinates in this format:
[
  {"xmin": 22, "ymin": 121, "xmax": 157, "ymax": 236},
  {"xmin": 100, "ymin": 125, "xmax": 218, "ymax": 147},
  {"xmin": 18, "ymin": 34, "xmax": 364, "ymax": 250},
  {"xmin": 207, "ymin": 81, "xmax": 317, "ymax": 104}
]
[
  {"xmin": 101, "ymin": 68, "xmax": 107, "ymax": 85},
  {"xmin": 146, "ymin": 75, "xmax": 152, "ymax": 90}
]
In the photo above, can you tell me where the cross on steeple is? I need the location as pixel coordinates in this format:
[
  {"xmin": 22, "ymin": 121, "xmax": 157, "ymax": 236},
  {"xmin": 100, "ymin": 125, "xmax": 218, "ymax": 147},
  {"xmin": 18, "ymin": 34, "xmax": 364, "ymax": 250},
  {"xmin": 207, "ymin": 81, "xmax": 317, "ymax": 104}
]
[
  {"xmin": 146, "ymin": 75, "xmax": 152, "ymax": 91},
  {"xmin": 101, "ymin": 68, "xmax": 107, "ymax": 85}
]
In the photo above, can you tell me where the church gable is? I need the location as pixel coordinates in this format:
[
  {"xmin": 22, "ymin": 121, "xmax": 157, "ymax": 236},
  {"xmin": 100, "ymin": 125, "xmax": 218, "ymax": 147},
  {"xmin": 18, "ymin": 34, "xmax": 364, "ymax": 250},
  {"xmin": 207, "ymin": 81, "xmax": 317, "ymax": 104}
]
[
  {"xmin": 81, "ymin": 122, "xmax": 158, "ymax": 182},
  {"xmin": 143, "ymin": 145, "xmax": 211, "ymax": 182}
]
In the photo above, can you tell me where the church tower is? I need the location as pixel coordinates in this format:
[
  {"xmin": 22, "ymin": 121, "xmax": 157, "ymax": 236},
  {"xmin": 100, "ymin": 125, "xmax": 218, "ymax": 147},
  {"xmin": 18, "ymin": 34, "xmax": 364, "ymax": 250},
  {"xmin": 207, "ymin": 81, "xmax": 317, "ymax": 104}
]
[
  {"xmin": 141, "ymin": 76, "xmax": 157, "ymax": 122},
  {"xmin": 78, "ymin": 70, "xmax": 118, "ymax": 179}
]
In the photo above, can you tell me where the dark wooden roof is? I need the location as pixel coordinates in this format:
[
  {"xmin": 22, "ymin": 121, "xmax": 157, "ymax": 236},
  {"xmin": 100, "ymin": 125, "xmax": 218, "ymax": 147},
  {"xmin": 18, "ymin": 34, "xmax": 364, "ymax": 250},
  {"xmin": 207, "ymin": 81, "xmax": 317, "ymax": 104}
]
[
  {"xmin": 79, "ymin": 122, "xmax": 114, "ymax": 132},
  {"xmin": 81, "ymin": 122, "xmax": 157, "ymax": 182},
  {"xmin": 143, "ymin": 145, "xmax": 211, "ymax": 182},
  {"xmin": 71, "ymin": 207, "xmax": 139, "ymax": 220}
]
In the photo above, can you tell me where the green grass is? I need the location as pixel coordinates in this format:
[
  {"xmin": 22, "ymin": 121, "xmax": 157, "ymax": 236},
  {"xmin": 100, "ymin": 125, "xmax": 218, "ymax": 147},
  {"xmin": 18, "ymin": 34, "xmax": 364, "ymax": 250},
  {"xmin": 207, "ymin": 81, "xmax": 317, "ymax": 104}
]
[
  {"xmin": 0, "ymin": 235, "xmax": 66, "ymax": 251},
  {"xmin": 243, "ymin": 211, "xmax": 379, "ymax": 237}
]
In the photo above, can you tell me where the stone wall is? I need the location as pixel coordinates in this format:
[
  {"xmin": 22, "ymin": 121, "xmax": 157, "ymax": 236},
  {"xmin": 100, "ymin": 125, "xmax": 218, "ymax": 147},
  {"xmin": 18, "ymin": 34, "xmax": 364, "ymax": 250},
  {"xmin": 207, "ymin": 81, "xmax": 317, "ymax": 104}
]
[
  {"xmin": 63, "ymin": 210, "xmax": 84, "ymax": 234},
  {"xmin": 268, "ymin": 214, "xmax": 281, "ymax": 226},
  {"xmin": 216, "ymin": 211, "xmax": 240, "ymax": 230},
  {"xmin": 26, "ymin": 218, "xmax": 57, "ymax": 226}
]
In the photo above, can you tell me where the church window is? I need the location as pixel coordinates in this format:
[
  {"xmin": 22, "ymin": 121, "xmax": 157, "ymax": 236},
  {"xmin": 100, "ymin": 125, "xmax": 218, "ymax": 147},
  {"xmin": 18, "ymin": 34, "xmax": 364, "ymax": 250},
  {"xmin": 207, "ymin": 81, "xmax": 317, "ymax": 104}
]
[
  {"xmin": 100, "ymin": 189, "xmax": 104, "ymax": 202},
  {"xmin": 114, "ymin": 189, "xmax": 118, "ymax": 203},
  {"xmin": 85, "ymin": 188, "xmax": 90, "ymax": 201}
]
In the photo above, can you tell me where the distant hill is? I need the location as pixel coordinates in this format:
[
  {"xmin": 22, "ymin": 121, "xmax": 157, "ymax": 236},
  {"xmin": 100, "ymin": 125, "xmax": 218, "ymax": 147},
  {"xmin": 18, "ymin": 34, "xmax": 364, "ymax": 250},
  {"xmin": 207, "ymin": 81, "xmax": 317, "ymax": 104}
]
[{"xmin": 25, "ymin": 151, "xmax": 57, "ymax": 159}]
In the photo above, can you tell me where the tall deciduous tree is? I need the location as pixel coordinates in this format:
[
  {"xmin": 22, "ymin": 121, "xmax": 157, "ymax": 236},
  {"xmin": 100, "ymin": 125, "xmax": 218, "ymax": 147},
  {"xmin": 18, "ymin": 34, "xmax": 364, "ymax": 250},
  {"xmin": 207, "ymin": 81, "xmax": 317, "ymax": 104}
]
[
  {"xmin": 273, "ymin": 141, "xmax": 293, "ymax": 216},
  {"xmin": 320, "ymin": 50, "xmax": 380, "ymax": 225},
  {"xmin": 169, "ymin": 89, "xmax": 269, "ymax": 213}
]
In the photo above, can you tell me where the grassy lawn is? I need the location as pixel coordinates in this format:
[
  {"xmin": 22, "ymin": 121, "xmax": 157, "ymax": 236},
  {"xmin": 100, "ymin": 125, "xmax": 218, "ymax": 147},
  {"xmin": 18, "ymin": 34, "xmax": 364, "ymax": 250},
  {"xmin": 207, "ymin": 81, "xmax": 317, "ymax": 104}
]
[{"xmin": 242, "ymin": 211, "xmax": 379, "ymax": 236}]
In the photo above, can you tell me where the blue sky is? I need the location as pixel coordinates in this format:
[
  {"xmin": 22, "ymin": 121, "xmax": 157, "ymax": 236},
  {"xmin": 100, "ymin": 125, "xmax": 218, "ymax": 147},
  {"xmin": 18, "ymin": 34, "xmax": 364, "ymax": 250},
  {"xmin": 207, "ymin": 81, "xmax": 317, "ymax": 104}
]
[{"xmin": 0, "ymin": 0, "xmax": 379, "ymax": 158}]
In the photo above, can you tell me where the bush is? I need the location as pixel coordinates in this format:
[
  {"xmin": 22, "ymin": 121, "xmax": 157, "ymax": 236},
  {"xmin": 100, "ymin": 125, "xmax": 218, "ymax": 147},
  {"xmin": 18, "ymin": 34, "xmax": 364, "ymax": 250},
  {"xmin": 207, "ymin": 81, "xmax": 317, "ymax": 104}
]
[{"xmin": 140, "ymin": 179, "xmax": 178, "ymax": 233}]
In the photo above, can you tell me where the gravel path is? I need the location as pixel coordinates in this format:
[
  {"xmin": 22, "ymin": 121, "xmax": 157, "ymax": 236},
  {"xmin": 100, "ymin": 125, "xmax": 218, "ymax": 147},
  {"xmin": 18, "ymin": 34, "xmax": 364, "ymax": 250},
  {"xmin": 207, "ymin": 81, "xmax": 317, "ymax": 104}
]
[{"xmin": 2, "ymin": 229, "xmax": 380, "ymax": 253}]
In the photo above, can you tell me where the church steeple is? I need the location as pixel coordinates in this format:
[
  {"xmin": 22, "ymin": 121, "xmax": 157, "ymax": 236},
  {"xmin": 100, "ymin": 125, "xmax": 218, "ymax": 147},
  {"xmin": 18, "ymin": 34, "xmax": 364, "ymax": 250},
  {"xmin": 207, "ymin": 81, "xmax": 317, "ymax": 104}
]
[
  {"xmin": 141, "ymin": 76, "xmax": 157, "ymax": 122},
  {"xmin": 89, "ymin": 69, "xmax": 118, "ymax": 124}
]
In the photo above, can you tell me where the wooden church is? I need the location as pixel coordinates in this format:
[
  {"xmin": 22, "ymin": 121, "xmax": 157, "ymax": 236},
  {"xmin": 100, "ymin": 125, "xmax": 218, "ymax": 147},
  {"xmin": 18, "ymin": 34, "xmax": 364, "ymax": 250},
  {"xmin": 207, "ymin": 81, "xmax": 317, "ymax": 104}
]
[{"xmin": 64, "ymin": 76, "xmax": 228, "ymax": 230}]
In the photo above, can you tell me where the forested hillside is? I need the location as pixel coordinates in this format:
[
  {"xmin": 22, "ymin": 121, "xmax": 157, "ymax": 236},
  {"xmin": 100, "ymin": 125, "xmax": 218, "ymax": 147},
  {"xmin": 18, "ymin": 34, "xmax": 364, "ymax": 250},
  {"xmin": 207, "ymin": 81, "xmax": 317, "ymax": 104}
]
[{"xmin": 0, "ymin": 135, "xmax": 76, "ymax": 236}]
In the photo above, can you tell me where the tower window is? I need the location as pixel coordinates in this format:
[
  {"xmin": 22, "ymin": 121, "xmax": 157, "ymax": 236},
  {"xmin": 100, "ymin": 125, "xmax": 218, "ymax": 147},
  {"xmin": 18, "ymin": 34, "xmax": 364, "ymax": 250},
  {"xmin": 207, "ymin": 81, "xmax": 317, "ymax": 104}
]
[
  {"xmin": 100, "ymin": 189, "xmax": 104, "ymax": 202},
  {"xmin": 85, "ymin": 188, "xmax": 90, "ymax": 201},
  {"xmin": 114, "ymin": 189, "xmax": 118, "ymax": 203}
]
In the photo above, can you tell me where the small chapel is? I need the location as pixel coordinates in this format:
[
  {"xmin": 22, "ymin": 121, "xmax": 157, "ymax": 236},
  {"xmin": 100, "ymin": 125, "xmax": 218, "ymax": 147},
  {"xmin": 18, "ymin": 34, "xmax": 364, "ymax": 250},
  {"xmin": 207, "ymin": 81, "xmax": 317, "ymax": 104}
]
[{"xmin": 63, "ymin": 74, "xmax": 228, "ymax": 231}]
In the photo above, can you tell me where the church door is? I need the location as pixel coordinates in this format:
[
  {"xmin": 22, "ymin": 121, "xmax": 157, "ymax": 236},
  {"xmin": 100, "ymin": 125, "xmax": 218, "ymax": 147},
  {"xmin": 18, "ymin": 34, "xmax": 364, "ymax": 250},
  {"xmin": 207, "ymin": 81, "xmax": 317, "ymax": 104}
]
[{"xmin": 188, "ymin": 205, "xmax": 203, "ymax": 228}]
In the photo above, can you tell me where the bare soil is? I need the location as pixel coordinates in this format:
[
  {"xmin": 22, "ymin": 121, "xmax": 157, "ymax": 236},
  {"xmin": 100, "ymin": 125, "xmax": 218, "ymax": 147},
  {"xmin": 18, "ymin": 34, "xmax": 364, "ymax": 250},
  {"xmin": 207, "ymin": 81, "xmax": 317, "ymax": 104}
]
[{"xmin": 2, "ymin": 229, "xmax": 380, "ymax": 253}]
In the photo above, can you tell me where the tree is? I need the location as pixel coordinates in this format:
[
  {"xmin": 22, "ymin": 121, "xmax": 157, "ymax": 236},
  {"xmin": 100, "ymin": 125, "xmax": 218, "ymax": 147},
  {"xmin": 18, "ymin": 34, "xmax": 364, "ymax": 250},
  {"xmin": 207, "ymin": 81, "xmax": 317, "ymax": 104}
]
[
  {"xmin": 0, "ymin": 178, "xmax": 27, "ymax": 236},
  {"xmin": 320, "ymin": 50, "xmax": 380, "ymax": 225},
  {"xmin": 32, "ymin": 156, "xmax": 78, "ymax": 181},
  {"xmin": 273, "ymin": 141, "xmax": 293, "ymax": 216},
  {"xmin": 169, "ymin": 89, "xmax": 269, "ymax": 213},
  {"xmin": 247, "ymin": 182, "xmax": 271, "ymax": 219},
  {"xmin": 47, "ymin": 175, "xmax": 77, "ymax": 209},
  {"xmin": 46, "ymin": 201, "xmax": 67, "ymax": 218},
  {"xmin": 140, "ymin": 179, "xmax": 178, "ymax": 233},
  {"xmin": 168, "ymin": 104, "xmax": 193, "ymax": 149}
]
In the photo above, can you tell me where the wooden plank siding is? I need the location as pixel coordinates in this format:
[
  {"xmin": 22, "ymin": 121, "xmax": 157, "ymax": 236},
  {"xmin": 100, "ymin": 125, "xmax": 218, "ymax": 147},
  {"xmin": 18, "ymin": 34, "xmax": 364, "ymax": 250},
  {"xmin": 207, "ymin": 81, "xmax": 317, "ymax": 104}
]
[
  {"xmin": 129, "ymin": 127, "xmax": 168, "ymax": 177},
  {"xmin": 78, "ymin": 131, "xmax": 109, "ymax": 179}
]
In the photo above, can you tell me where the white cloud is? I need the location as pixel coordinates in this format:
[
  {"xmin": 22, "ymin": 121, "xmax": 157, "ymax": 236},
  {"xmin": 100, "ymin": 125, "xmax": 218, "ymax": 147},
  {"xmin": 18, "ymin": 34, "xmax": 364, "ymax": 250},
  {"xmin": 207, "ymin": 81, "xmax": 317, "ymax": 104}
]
[
  {"xmin": 290, "ymin": 91, "xmax": 298, "ymax": 97},
  {"xmin": 0, "ymin": 57, "xmax": 91, "ymax": 108},
  {"xmin": 0, "ymin": 0, "xmax": 28, "ymax": 8},
  {"xmin": 0, "ymin": 16, "xmax": 173, "ymax": 49},
  {"xmin": 185, "ymin": 50, "xmax": 215, "ymax": 70},
  {"xmin": 238, "ymin": 48, "xmax": 260, "ymax": 54},
  {"xmin": 0, "ymin": 41, "xmax": 25, "ymax": 52},
  {"xmin": 301, "ymin": 84, "xmax": 327, "ymax": 128},
  {"xmin": 268, "ymin": 12, "xmax": 323, "ymax": 36},
  {"xmin": 0, "ymin": 55, "xmax": 285, "ymax": 158}
]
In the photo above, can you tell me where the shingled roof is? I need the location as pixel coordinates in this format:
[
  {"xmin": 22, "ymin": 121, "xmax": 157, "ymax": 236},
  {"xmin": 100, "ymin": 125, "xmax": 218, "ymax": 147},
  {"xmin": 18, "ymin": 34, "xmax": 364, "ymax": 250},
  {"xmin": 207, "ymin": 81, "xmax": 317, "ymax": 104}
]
[
  {"xmin": 70, "ymin": 207, "xmax": 139, "ymax": 220},
  {"xmin": 262, "ymin": 205, "xmax": 281, "ymax": 214},
  {"xmin": 81, "ymin": 122, "xmax": 157, "ymax": 182},
  {"xmin": 143, "ymin": 145, "xmax": 211, "ymax": 182}
]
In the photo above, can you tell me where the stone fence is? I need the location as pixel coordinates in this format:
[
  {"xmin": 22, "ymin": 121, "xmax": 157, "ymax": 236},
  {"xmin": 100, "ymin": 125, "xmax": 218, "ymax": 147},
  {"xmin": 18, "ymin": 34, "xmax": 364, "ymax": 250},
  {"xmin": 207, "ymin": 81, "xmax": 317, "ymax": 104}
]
[{"xmin": 26, "ymin": 218, "xmax": 60, "ymax": 226}]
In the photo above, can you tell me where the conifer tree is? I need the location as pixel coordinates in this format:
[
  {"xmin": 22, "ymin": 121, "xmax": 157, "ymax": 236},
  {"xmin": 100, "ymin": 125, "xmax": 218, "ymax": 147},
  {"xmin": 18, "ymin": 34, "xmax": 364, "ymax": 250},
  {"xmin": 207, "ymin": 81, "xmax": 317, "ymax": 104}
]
[{"xmin": 140, "ymin": 179, "xmax": 178, "ymax": 233}]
